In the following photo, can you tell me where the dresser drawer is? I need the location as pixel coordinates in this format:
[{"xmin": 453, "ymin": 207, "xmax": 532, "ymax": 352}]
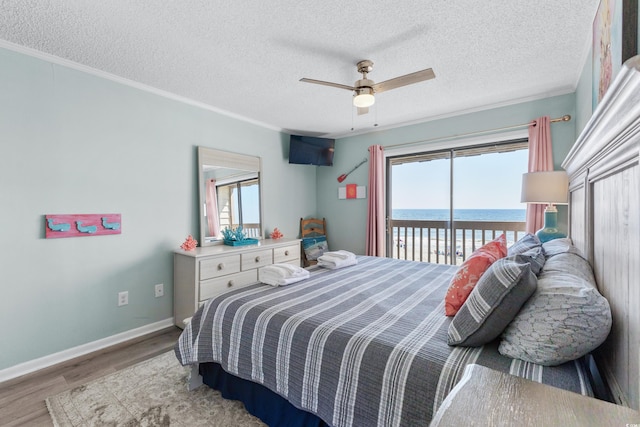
[
  {"xmin": 241, "ymin": 249, "xmax": 273, "ymax": 270},
  {"xmin": 199, "ymin": 270, "xmax": 258, "ymax": 301},
  {"xmin": 274, "ymin": 244, "xmax": 300, "ymax": 264},
  {"xmin": 199, "ymin": 254, "xmax": 241, "ymax": 280}
]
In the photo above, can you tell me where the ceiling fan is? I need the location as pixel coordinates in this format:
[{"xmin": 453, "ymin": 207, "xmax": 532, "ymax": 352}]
[{"xmin": 300, "ymin": 60, "xmax": 435, "ymax": 115}]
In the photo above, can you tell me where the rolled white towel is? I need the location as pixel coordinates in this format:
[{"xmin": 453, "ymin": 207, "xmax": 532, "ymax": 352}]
[
  {"xmin": 259, "ymin": 266, "xmax": 310, "ymax": 287},
  {"xmin": 320, "ymin": 250, "xmax": 356, "ymax": 261}
]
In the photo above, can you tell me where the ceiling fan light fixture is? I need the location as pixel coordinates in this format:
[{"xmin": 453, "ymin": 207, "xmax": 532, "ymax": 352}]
[
  {"xmin": 301, "ymin": 60, "xmax": 435, "ymax": 115},
  {"xmin": 353, "ymin": 88, "xmax": 375, "ymax": 108}
]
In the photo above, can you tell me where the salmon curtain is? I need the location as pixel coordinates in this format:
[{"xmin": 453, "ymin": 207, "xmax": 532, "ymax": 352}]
[
  {"xmin": 526, "ymin": 116, "xmax": 554, "ymax": 233},
  {"xmin": 205, "ymin": 179, "xmax": 221, "ymax": 237},
  {"xmin": 366, "ymin": 145, "xmax": 385, "ymax": 256}
]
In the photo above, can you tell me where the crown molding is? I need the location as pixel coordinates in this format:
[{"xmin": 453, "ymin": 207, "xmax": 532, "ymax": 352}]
[{"xmin": 0, "ymin": 40, "xmax": 283, "ymax": 133}]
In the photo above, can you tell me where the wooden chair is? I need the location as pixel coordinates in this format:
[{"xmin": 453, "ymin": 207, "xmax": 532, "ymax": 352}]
[{"xmin": 300, "ymin": 217, "xmax": 327, "ymax": 267}]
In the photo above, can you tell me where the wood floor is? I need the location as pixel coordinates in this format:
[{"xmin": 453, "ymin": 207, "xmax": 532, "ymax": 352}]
[{"xmin": 0, "ymin": 326, "xmax": 182, "ymax": 426}]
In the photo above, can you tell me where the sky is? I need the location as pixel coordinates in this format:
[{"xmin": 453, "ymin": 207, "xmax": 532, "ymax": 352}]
[
  {"xmin": 391, "ymin": 149, "xmax": 528, "ymax": 210},
  {"xmin": 240, "ymin": 184, "xmax": 261, "ymax": 223}
]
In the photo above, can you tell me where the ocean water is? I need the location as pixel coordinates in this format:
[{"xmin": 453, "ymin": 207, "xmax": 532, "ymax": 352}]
[{"xmin": 392, "ymin": 208, "xmax": 525, "ymax": 222}]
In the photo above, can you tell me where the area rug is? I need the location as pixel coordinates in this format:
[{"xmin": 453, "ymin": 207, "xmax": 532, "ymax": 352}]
[{"xmin": 46, "ymin": 351, "xmax": 266, "ymax": 426}]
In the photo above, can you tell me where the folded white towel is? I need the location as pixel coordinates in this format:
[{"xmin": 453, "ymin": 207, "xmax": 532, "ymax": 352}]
[
  {"xmin": 259, "ymin": 270, "xmax": 310, "ymax": 287},
  {"xmin": 317, "ymin": 251, "xmax": 358, "ymax": 269},
  {"xmin": 260, "ymin": 263, "xmax": 308, "ymax": 279},
  {"xmin": 259, "ymin": 264, "xmax": 310, "ymax": 287},
  {"xmin": 320, "ymin": 250, "xmax": 356, "ymax": 261}
]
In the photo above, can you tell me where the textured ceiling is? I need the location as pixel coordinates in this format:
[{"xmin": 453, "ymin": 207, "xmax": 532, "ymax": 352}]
[{"xmin": 0, "ymin": 1, "xmax": 600, "ymax": 138}]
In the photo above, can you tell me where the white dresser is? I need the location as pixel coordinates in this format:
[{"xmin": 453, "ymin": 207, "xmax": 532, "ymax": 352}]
[{"xmin": 173, "ymin": 238, "xmax": 300, "ymax": 327}]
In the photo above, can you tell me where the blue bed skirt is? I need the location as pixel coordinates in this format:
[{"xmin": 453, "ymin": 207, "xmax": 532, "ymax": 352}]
[{"xmin": 200, "ymin": 362, "xmax": 329, "ymax": 427}]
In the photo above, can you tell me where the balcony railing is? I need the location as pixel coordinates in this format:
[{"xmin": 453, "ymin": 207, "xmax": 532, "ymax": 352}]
[
  {"xmin": 389, "ymin": 219, "xmax": 527, "ymax": 265},
  {"xmin": 229, "ymin": 223, "xmax": 262, "ymax": 238}
]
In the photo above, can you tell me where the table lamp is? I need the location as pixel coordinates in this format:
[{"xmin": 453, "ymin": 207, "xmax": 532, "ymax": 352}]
[{"xmin": 521, "ymin": 171, "xmax": 569, "ymax": 243}]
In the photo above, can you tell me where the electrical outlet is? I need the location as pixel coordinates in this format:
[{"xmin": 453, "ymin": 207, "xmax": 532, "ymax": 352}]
[
  {"xmin": 154, "ymin": 283, "xmax": 164, "ymax": 298},
  {"xmin": 118, "ymin": 291, "xmax": 128, "ymax": 306}
]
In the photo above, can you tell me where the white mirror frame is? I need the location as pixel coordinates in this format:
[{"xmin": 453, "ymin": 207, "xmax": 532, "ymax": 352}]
[{"xmin": 198, "ymin": 146, "xmax": 263, "ymax": 246}]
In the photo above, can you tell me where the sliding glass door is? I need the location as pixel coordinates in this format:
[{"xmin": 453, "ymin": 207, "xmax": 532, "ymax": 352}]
[{"xmin": 387, "ymin": 140, "xmax": 528, "ymax": 264}]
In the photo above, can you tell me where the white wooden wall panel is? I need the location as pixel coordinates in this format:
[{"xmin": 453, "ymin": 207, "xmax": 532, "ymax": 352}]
[
  {"xmin": 568, "ymin": 185, "xmax": 586, "ymax": 256},
  {"xmin": 591, "ymin": 166, "xmax": 639, "ymax": 407}
]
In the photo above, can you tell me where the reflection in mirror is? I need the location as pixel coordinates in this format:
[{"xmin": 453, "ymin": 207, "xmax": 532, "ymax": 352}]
[{"xmin": 198, "ymin": 147, "xmax": 262, "ymax": 246}]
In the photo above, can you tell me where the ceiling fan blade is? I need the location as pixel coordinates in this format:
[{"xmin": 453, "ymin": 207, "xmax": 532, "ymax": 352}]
[
  {"xmin": 372, "ymin": 68, "xmax": 435, "ymax": 93},
  {"xmin": 299, "ymin": 78, "xmax": 355, "ymax": 91},
  {"xmin": 357, "ymin": 106, "xmax": 369, "ymax": 115}
]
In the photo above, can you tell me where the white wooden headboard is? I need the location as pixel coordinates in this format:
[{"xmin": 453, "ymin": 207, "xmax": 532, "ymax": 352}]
[{"xmin": 562, "ymin": 55, "xmax": 640, "ymax": 409}]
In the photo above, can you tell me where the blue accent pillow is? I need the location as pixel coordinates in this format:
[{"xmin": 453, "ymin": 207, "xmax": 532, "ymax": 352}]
[{"xmin": 301, "ymin": 236, "xmax": 328, "ymax": 261}]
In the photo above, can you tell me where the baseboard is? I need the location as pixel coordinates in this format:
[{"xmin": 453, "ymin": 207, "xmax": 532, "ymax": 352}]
[{"xmin": 0, "ymin": 317, "xmax": 174, "ymax": 383}]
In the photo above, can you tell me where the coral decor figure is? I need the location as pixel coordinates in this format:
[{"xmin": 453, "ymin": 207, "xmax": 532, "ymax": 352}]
[
  {"xmin": 222, "ymin": 226, "xmax": 247, "ymax": 242},
  {"xmin": 181, "ymin": 235, "xmax": 198, "ymax": 251},
  {"xmin": 270, "ymin": 228, "xmax": 283, "ymax": 239}
]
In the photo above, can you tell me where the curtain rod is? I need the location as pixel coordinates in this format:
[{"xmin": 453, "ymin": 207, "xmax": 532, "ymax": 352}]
[{"xmin": 385, "ymin": 114, "xmax": 571, "ymax": 150}]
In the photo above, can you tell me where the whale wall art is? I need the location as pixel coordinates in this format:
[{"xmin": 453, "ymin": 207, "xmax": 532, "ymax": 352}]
[{"xmin": 45, "ymin": 214, "xmax": 121, "ymax": 239}]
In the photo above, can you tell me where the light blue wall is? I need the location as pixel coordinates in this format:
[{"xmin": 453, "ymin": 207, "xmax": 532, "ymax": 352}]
[
  {"xmin": 319, "ymin": 94, "xmax": 577, "ymax": 255},
  {"xmin": 575, "ymin": 47, "xmax": 594, "ymax": 135},
  {"xmin": 0, "ymin": 47, "xmax": 316, "ymax": 370}
]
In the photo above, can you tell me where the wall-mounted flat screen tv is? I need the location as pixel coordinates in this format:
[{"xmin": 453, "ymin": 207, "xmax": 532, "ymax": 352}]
[{"xmin": 288, "ymin": 135, "xmax": 335, "ymax": 166}]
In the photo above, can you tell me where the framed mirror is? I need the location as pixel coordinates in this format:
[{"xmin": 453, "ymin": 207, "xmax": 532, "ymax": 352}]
[{"xmin": 198, "ymin": 146, "xmax": 263, "ymax": 246}]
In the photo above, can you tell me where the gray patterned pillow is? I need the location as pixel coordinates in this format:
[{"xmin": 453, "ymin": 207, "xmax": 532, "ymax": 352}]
[
  {"xmin": 448, "ymin": 255, "xmax": 537, "ymax": 347},
  {"xmin": 498, "ymin": 252, "xmax": 612, "ymax": 366},
  {"xmin": 507, "ymin": 235, "xmax": 545, "ymax": 274},
  {"xmin": 508, "ymin": 233, "xmax": 542, "ymax": 257},
  {"xmin": 518, "ymin": 246, "xmax": 545, "ymax": 275}
]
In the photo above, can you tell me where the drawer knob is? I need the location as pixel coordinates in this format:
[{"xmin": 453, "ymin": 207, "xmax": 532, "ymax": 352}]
[
  {"xmin": 227, "ymin": 280, "xmax": 234, "ymax": 288},
  {"xmin": 217, "ymin": 262, "xmax": 225, "ymax": 271},
  {"xmin": 284, "ymin": 250, "xmax": 289, "ymax": 256},
  {"xmin": 255, "ymin": 256, "xmax": 261, "ymax": 262}
]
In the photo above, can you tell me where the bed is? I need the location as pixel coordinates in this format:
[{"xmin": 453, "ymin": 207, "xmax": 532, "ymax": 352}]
[
  {"xmin": 176, "ymin": 55, "xmax": 640, "ymax": 426},
  {"xmin": 175, "ymin": 255, "xmax": 596, "ymax": 427}
]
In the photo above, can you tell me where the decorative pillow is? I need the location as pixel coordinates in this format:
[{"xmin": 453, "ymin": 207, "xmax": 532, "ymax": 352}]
[
  {"xmin": 448, "ymin": 254, "xmax": 537, "ymax": 347},
  {"xmin": 444, "ymin": 234, "xmax": 507, "ymax": 316},
  {"xmin": 301, "ymin": 235, "xmax": 329, "ymax": 261},
  {"xmin": 498, "ymin": 251, "xmax": 612, "ymax": 366},
  {"xmin": 517, "ymin": 246, "xmax": 545, "ymax": 275},
  {"xmin": 506, "ymin": 234, "xmax": 545, "ymax": 274},
  {"xmin": 508, "ymin": 233, "xmax": 542, "ymax": 257},
  {"xmin": 541, "ymin": 237, "xmax": 581, "ymax": 257}
]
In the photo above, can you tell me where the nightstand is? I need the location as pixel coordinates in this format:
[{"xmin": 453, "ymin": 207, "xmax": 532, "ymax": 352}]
[{"xmin": 430, "ymin": 364, "xmax": 640, "ymax": 426}]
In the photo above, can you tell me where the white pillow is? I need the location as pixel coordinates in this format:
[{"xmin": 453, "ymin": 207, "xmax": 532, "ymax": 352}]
[
  {"xmin": 498, "ymin": 251, "xmax": 611, "ymax": 366},
  {"xmin": 541, "ymin": 237, "xmax": 581, "ymax": 257}
]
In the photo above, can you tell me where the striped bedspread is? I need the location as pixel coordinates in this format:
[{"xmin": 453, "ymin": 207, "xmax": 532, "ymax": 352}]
[{"xmin": 175, "ymin": 256, "xmax": 591, "ymax": 427}]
